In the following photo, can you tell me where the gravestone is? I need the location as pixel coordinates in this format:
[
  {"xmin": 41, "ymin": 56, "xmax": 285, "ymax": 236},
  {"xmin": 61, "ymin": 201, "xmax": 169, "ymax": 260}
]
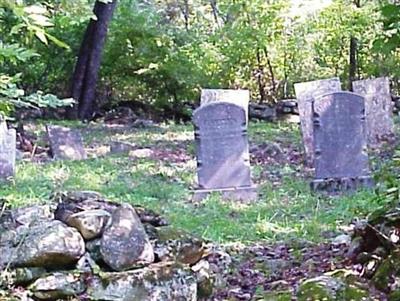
[
  {"xmin": 47, "ymin": 125, "xmax": 87, "ymax": 160},
  {"xmin": 201, "ymin": 89, "xmax": 250, "ymax": 123},
  {"xmin": 311, "ymin": 92, "xmax": 373, "ymax": 193},
  {"xmin": 0, "ymin": 121, "xmax": 16, "ymax": 180},
  {"xmin": 193, "ymin": 102, "xmax": 256, "ymax": 202},
  {"xmin": 352, "ymin": 77, "xmax": 394, "ymax": 148},
  {"xmin": 294, "ymin": 78, "xmax": 342, "ymax": 166}
]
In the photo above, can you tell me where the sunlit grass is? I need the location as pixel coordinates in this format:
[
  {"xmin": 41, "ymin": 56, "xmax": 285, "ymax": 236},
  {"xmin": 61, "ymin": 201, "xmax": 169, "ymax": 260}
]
[{"xmin": 0, "ymin": 120, "xmax": 387, "ymax": 244}]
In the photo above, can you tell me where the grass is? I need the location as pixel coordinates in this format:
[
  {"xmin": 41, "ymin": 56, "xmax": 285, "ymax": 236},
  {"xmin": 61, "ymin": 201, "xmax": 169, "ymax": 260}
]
[{"xmin": 0, "ymin": 119, "xmax": 390, "ymax": 244}]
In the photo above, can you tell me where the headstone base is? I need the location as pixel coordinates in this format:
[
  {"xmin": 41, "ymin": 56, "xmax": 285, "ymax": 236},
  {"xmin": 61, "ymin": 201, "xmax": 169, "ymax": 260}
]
[
  {"xmin": 311, "ymin": 176, "xmax": 374, "ymax": 195},
  {"xmin": 193, "ymin": 186, "xmax": 257, "ymax": 203}
]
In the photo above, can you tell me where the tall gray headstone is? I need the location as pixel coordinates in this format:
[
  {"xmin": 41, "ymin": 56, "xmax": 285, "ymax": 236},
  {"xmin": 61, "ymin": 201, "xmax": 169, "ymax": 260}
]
[
  {"xmin": 47, "ymin": 125, "xmax": 87, "ymax": 161},
  {"xmin": 311, "ymin": 92, "xmax": 373, "ymax": 193},
  {"xmin": 193, "ymin": 102, "xmax": 256, "ymax": 202},
  {"xmin": 201, "ymin": 89, "xmax": 250, "ymax": 123},
  {"xmin": 0, "ymin": 121, "xmax": 16, "ymax": 180},
  {"xmin": 352, "ymin": 77, "xmax": 394, "ymax": 148},
  {"xmin": 294, "ymin": 78, "xmax": 342, "ymax": 166}
]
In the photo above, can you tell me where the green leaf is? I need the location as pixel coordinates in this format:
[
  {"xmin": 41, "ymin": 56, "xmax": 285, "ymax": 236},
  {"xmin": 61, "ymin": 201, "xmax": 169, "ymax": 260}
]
[
  {"xmin": 23, "ymin": 5, "xmax": 47, "ymax": 15},
  {"xmin": 34, "ymin": 30, "xmax": 48, "ymax": 45},
  {"xmin": 46, "ymin": 33, "xmax": 70, "ymax": 50}
]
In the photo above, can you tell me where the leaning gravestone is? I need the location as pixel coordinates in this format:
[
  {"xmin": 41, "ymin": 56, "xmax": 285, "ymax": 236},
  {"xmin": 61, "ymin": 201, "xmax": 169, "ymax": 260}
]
[
  {"xmin": 311, "ymin": 92, "xmax": 373, "ymax": 193},
  {"xmin": 0, "ymin": 121, "xmax": 16, "ymax": 180},
  {"xmin": 201, "ymin": 89, "xmax": 250, "ymax": 123},
  {"xmin": 193, "ymin": 102, "xmax": 256, "ymax": 201},
  {"xmin": 47, "ymin": 125, "xmax": 87, "ymax": 160},
  {"xmin": 294, "ymin": 78, "xmax": 342, "ymax": 166},
  {"xmin": 352, "ymin": 77, "xmax": 394, "ymax": 148}
]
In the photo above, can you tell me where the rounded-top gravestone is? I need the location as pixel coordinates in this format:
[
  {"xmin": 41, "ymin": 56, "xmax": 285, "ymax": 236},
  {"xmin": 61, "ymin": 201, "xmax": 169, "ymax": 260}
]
[{"xmin": 193, "ymin": 102, "xmax": 256, "ymax": 202}]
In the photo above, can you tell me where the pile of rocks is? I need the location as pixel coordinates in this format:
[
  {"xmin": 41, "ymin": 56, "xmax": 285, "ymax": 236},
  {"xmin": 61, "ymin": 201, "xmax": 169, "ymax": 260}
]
[
  {"xmin": 0, "ymin": 191, "xmax": 214, "ymax": 300},
  {"xmin": 346, "ymin": 204, "xmax": 400, "ymax": 298},
  {"xmin": 295, "ymin": 203, "xmax": 400, "ymax": 300}
]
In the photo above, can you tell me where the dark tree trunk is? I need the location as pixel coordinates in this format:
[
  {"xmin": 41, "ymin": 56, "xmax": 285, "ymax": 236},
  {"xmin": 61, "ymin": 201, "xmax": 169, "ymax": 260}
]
[
  {"xmin": 180, "ymin": 0, "xmax": 190, "ymax": 31},
  {"xmin": 263, "ymin": 47, "xmax": 276, "ymax": 96},
  {"xmin": 256, "ymin": 48, "xmax": 266, "ymax": 103},
  {"xmin": 69, "ymin": 0, "xmax": 117, "ymax": 120},
  {"xmin": 210, "ymin": 0, "xmax": 220, "ymax": 27},
  {"xmin": 349, "ymin": 37, "xmax": 358, "ymax": 91},
  {"xmin": 349, "ymin": 0, "xmax": 361, "ymax": 91}
]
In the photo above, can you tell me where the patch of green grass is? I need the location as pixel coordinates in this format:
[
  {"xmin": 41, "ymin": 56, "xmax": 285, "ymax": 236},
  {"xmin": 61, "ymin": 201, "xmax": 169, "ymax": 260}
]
[{"xmin": 0, "ymin": 120, "xmax": 389, "ymax": 244}]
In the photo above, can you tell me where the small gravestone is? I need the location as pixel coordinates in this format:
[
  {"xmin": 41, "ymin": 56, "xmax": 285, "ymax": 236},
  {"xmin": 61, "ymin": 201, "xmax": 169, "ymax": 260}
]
[
  {"xmin": 193, "ymin": 102, "xmax": 256, "ymax": 202},
  {"xmin": 47, "ymin": 125, "xmax": 87, "ymax": 160},
  {"xmin": 294, "ymin": 78, "xmax": 342, "ymax": 166},
  {"xmin": 0, "ymin": 121, "xmax": 16, "ymax": 180},
  {"xmin": 352, "ymin": 77, "xmax": 394, "ymax": 148},
  {"xmin": 201, "ymin": 89, "xmax": 250, "ymax": 123},
  {"xmin": 311, "ymin": 92, "xmax": 373, "ymax": 193}
]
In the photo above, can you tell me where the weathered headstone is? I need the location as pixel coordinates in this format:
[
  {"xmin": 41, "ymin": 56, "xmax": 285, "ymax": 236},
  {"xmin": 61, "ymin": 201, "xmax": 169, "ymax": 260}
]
[
  {"xmin": 311, "ymin": 92, "xmax": 373, "ymax": 193},
  {"xmin": 0, "ymin": 121, "xmax": 16, "ymax": 180},
  {"xmin": 193, "ymin": 102, "xmax": 256, "ymax": 202},
  {"xmin": 352, "ymin": 77, "xmax": 394, "ymax": 148},
  {"xmin": 294, "ymin": 78, "xmax": 342, "ymax": 166},
  {"xmin": 47, "ymin": 125, "xmax": 87, "ymax": 160},
  {"xmin": 201, "ymin": 89, "xmax": 250, "ymax": 123}
]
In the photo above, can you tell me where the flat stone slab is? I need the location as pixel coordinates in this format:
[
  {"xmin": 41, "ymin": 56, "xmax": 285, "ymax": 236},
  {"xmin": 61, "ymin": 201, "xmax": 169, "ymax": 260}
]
[
  {"xmin": 311, "ymin": 91, "xmax": 373, "ymax": 194},
  {"xmin": 192, "ymin": 186, "xmax": 257, "ymax": 203},
  {"xmin": 0, "ymin": 121, "xmax": 16, "ymax": 180},
  {"xmin": 294, "ymin": 78, "xmax": 342, "ymax": 166},
  {"xmin": 352, "ymin": 77, "xmax": 395, "ymax": 148},
  {"xmin": 193, "ymin": 102, "xmax": 254, "ymax": 194},
  {"xmin": 47, "ymin": 125, "xmax": 87, "ymax": 160}
]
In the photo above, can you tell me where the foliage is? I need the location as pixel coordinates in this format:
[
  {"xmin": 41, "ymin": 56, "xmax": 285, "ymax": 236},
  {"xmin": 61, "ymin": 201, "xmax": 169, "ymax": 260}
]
[
  {"xmin": 3, "ymin": 0, "xmax": 400, "ymax": 115},
  {"xmin": 0, "ymin": 1, "xmax": 76, "ymax": 117}
]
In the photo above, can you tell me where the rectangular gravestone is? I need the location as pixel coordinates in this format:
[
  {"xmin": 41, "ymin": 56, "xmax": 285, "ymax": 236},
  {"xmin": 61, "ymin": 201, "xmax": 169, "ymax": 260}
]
[
  {"xmin": 311, "ymin": 92, "xmax": 373, "ymax": 194},
  {"xmin": 294, "ymin": 78, "xmax": 342, "ymax": 166},
  {"xmin": 47, "ymin": 125, "xmax": 87, "ymax": 160},
  {"xmin": 352, "ymin": 77, "xmax": 394, "ymax": 148},
  {"xmin": 0, "ymin": 121, "xmax": 16, "ymax": 181},
  {"xmin": 201, "ymin": 89, "xmax": 250, "ymax": 123},
  {"xmin": 193, "ymin": 102, "xmax": 256, "ymax": 202}
]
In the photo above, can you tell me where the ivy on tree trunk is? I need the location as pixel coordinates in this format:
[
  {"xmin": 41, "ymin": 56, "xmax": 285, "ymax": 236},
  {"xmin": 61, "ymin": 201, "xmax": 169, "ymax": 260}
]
[{"xmin": 69, "ymin": 0, "xmax": 117, "ymax": 120}]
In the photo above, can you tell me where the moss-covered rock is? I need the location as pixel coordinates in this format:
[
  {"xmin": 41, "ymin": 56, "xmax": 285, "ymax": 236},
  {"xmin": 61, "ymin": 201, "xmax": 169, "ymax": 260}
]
[
  {"xmin": 261, "ymin": 290, "xmax": 292, "ymax": 301},
  {"xmin": 86, "ymin": 262, "xmax": 197, "ymax": 301},
  {"xmin": 389, "ymin": 290, "xmax": 400, "ymax": 301},
  {"xmin": 29, "ymin": 272, "xmax": 85, "ymax": 300},
  {"xmin": 372, "ymin": 249, "xmax": 400, "ymax": 292},
  {"xmin": 152, "ymin": 225, "xmax": 205, "ymax": 265},
  {"xmin": 297, "ymin": 275, "xmax": 370, "ymax": 301},
  {"xmin": 297, "ymin": 276, "xmax": 345, "ymax": 301}
]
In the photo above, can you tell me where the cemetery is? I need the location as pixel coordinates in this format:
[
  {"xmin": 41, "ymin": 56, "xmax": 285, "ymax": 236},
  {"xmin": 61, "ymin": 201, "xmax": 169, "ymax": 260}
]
[{"xmin": 2, "ymin": 1, "xmax": 400, "ymax": 300}]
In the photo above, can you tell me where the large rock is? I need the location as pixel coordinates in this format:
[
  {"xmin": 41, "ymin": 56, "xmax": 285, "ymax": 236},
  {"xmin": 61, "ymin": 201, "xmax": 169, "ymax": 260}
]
[
  {"xmin": 55, "ymin": 191, "xmax": 168, "ymax": 228},
  {"xmin": 100, "ymin": 204, "xmax": 154, "ymax": 271},
  {"xmin": 87, "ymin": 262, "xmax": 197, "ymax": 301},
  {"xmin": 0, "ymin": 267, "xmax": 46, "ymax": 287},
  {"xmin": 372, "ymin": 249, "xmax": 400, "ymax": 292},
  {"xmin": 0, "ymin": 204, "xmax": 53, "ymax": 232},
  {"xmin": 65, "ymin": 209, "xmax": 111, "ymax": 240},
  {"xmin": 151, "ymin": 226, "xmax": 205, "ymax": 265},
  {"xmin": 297, "ymin": 275, "xmax": 369, "ymax": 301},
  {"xmin": 29, "ymin": 272, "xmax": 85, "ymax": 300},
  {"xmin": 3, "ymin": 220, "xmax": 85, "ymax": 268}
]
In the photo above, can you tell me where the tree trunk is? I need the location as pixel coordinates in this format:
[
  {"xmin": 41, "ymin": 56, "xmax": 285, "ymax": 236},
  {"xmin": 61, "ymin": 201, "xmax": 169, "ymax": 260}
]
[
  {"xmin": 349, "ymin": 36, "xmax": 357, "ymax": 91},
  {"xmin": 255, "ymin": 48, "xmax": 266, "ymax": 103},
  {"xmin": 349, "ymin": 0, "xmax": 361, "ymax": 91},
  {"xmin": 180, "ymin": 0, "xmax": 190, "ymax": 31},
  {"xmin": 263, "ymin": 47, "xmax": 276, "ymax": 97},
  {"xmin": 69, "ymin": 0, "xmax": 117, "ymax": 120}
]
